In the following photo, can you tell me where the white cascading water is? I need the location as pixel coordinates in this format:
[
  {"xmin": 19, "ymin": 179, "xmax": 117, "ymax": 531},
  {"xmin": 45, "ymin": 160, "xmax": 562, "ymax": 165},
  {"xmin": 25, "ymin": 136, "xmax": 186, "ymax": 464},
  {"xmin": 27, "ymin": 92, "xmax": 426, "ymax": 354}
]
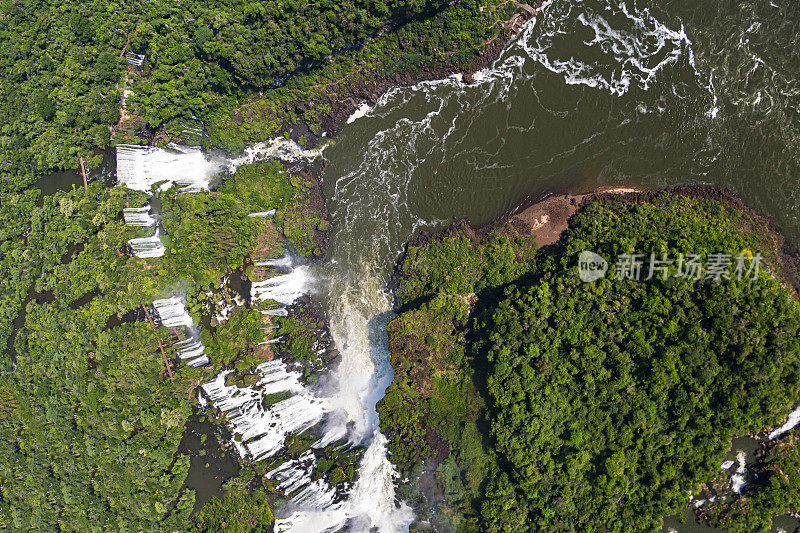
[
  {"xmin": 116, "ymin": 144, "xmax": 227, "ymax": 192},
  {"xmin": 152, "ymin": 296, "xmax": 208, "ymax": 366},
  {"xmin": 256, "ymin": 253, "xmax": 294, "ymax": 269},
  {"xmin": 261, "ymin": 307, "xmax": 289, "ymax": 317},
  {"xmin": 128, "ymin": 228, "xmax": 166, "ymax": 258},
  {"xmin": 249, "ymin": 209, "xmax": 277, "ymax": 217},
  {"xmin": 251, "ymin": 266, "xmax": 314, "ymax": 306},
  {"xmin": 123, "ymin": 206, "xmax": 156, "ymax": 227},
  {"xmin": 269, "ymin": 451, "xmax": 338, "ymax": 509},
  {"xmin": 176, "ymin": 335, "xmax": 209, "ymax": 366},
  {"xmin": 201, "ymin": 362, "xmax": 329, "ymax": 460},
  {"xmin": 153, "ymin": 297, "xmax": 195, "ymax": 328},
  {"xmin": 124, "ymin": 202, "xmax": 164, "ymax": 258},
  {"xmin": 769, "ymin": 405, "xmax": 800, "ymax": 439},
  {"xmin": 730, "ymin": 449, "xmax": 747, "ymax": 493}
]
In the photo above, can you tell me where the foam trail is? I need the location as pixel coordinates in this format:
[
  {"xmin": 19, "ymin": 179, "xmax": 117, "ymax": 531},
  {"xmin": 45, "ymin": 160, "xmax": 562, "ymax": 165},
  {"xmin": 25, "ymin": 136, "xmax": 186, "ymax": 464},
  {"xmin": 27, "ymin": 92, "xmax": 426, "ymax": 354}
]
[
  {"xmin": 128, "ymin": 229, "xmax": 166, "ymax": 258},
  {"xmin": 116, "ymin": 144, "xmax": 225, "ymax": 192},
  {"xmin": 516, "ymin": 0, "xmax": 715, "ymax": 106},
  {"xmin": 123, "ymin": 206, "xmax": 156, "ymax": 227},
  {"xmin": 228, "ymin": 138, "xmax": 326, "ymax": 173},
  {"xmin": 769, "ymin": 405, "xmax": 800, "ymax": 439},
  {"xmin": 251, "ymin": 266, "xmax": 313, "ymax": 306}
]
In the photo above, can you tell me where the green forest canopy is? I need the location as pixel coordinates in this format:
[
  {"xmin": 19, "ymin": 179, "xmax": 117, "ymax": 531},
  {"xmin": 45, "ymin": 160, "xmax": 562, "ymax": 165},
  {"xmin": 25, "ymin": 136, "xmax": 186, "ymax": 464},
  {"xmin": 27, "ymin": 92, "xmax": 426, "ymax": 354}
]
[
  {"xmin": 0, "ymin": 160, "xmax": 319, "ymax": 529},
  {"xmin": 0, "ymin": 0, "xmax": 516, "ymax": 189},
  {"xmin": 380, "ymin": 193, "xmax": 800, "ymax": 532}
]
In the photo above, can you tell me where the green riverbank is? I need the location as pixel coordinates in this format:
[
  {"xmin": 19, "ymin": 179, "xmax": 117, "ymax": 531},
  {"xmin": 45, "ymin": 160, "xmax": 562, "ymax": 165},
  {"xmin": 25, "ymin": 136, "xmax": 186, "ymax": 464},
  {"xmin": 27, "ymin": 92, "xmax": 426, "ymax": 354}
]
[{"xmin": 379, "ymin": 188, "xmax": 800, "ymax": 532}]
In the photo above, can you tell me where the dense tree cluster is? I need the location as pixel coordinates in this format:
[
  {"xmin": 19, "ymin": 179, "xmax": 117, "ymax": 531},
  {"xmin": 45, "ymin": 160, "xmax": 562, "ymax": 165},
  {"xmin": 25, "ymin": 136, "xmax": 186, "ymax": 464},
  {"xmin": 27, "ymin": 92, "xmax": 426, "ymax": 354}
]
[
  {"xmin": 0, "ymin": 161, "xmax": 323, "ymax": 529},
  {"xmin": 380, "ymin": 193, "xmax": 800, "ymax": 531},
  {"xmin": 0, "ymin": 0, "xmax": 508, "ymax": 188},
  {"xmin": 0, "ymin": 1, "xmax": 128, "ymax": 189}
]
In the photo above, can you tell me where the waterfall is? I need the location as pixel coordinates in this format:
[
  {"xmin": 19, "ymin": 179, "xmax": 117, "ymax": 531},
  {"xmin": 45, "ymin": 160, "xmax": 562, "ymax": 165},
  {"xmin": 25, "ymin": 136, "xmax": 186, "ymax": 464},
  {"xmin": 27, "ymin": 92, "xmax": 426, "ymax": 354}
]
[
  {"xmin": 128, "ymin": 229, "xmax": 166, "ymax": 258},
  {"xmin": 116, "ymin": 144, "xmax": 226, "ymax": 192},
  {"xmin": 730, "ymin": 450, "xmax": 747, "ymax": 493},
  {"xmin": 249, "ymin": 209, "xmax": 277, "ymax": 217},
  {"xmin": 201, "ymin": 362, "xmax": 329, "ymax": 460},
  {"xmin": 123, "ymin": 206, "xmax": 156, "ymax": 227},
  {"xmin": 269, "ymin": 452, "xmax": 338, "ymax": 510},
  {"xmin": 152, "ymin": 296, "xmax": 208, "ymax": 366},
  {"xmin": 251, "ymin": 266, "xmax": 313, "ymax": 306},
  {"xmin": 261, "ymin": 308, "xmax": 289, "ymax": 317},
  {"xmin": 153, "ymin": 297, "xmax": 195, "ymax": 328},
  {"xmin": 275, "ymin": 432, "xmax": 413, "ymax": 532},
  {"xmin": 769, "ymin": 405, "xmax": 800, "ymax": 439},
  {"xmin": 176, "ymin": 335, "xmax": 209, "ymax": 366},
  {"xmin": 255, "ymin": 253, "xmax": 294, "ymax": 269}
]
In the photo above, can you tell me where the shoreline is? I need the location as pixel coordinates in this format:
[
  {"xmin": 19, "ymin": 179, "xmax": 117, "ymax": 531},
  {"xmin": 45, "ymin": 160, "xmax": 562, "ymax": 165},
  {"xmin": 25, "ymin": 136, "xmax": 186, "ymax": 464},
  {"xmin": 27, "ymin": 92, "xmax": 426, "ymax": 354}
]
[
  {"xmin": 384, "ymin": 184, "xmax": 800, "ymax": 531},
  {"xmin": 295, "ymin": 11, "xmax": 540, "ymax": 148},
  {"xmin": 202, "ymin": 1, "xmax": 542, "ymax": 153},
  {"xmin": 401, "ymin": 184, "xmax": 800, "ymax": 296}
]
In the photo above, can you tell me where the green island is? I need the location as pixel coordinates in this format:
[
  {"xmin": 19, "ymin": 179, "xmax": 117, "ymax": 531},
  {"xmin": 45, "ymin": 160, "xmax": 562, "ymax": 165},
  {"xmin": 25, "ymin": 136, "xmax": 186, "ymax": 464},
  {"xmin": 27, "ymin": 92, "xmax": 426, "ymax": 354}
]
[{"xmin": 379, "ymin": 189, "xmax": 800, "ymax": 532}]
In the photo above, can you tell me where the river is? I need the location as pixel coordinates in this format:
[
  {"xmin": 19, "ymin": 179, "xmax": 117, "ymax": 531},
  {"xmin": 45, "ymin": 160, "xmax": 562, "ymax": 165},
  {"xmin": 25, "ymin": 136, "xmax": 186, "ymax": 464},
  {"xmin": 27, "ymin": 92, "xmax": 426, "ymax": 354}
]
[
  {"xmin": 303, "ymin": 0, "xmax": 800, "ymax": 531},
  {"xmin": 99, "ymin": 0, "xmax": 800, "ymax": 530}
]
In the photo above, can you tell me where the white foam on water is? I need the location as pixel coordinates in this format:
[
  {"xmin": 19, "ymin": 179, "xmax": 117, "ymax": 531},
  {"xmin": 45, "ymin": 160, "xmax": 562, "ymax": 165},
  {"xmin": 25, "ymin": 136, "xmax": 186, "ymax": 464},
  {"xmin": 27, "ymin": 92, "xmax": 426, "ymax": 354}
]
[
  {"xmin": 128, "ymin": 229, "xmax": 166, "ymax": 258},
  {"xmin": 116, "ymin": 144, "xmax": 226, "ymax": 192},
  {"xmin": 769, "ymin": 405, "xmax": 800, "ymax": 439},
  {"xmin": 519, "ymin": 0, "xmax": 692, "ymax": 96},
  {"xmin": 347, "ymin": 102, "xmax": 373, "ymax": 124},
  {"xmin": 251, "ymin": 266, "xmax": 313, "ymax": 306},
  {"xmin": 510, "ymin": 0, "xmax": 717, "ymax": 117},
  {"xmin": 123, "ymin": 206, "xmax": 156, "ymax": 227},
  {"xmin": 229, "ymin": 138, "xmax": 326, "ymax": 171},
  {"xmin": 730, "ymin": 450, "xmax": 747, "ymax": 493}
]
